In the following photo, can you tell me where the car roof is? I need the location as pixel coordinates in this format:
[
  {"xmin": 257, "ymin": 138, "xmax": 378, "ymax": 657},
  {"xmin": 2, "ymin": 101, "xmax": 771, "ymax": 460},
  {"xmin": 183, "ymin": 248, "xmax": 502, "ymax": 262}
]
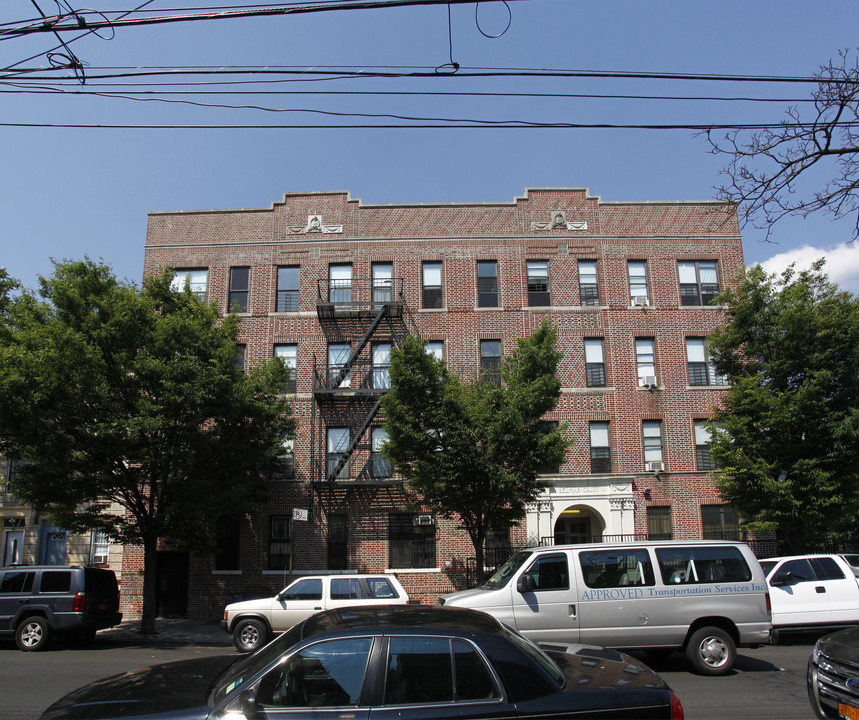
[
  {"xmin": 300, "ymin": 605, "xmax": 505, "ymax": 638},
  {"xmin": 760, "ymin": 554, "xmax": 839, "ymax": 563},
  {"xmin": 293, "ymin": 574, "xmax": 398, "ymax": 580}
]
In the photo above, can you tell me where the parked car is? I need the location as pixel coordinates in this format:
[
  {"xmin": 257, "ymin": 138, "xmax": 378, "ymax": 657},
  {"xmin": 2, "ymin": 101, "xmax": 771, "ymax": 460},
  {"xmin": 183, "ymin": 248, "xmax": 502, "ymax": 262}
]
[
  {"xmin": 0, "ymin": 565, "xmax": 122, "ymax": 651},
  {"xmin": 222, "ymin": 573, "xmax": 409, "ymax": 652},
  {"xmin": 441, "ymin": 540, "xmax": 771, "ymax": 675},
  {"xmin": 807, "ymin": 626, "xmax": 859, "ymax": 719},
  {"xmin": 42, "ymin": 605, "xmax": 684, "ymax": 720},
  {"xmin": 840, "ymin": 554, "xmax": 859, "ymax": 579},
  {"xmin": 760, "ymin": 554, "xmax": 859, "ymax": 635}
]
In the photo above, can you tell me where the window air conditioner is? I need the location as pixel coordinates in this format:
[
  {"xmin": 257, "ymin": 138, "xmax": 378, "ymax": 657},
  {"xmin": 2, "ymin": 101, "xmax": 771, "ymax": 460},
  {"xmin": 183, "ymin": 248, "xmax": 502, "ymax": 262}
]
[
  {"xmin": 638, "ymin": 375, "xmax": 658, "ymax": 389},
  {"xmin": 631, "ymin": 295, "xmax": 649, "ymax": 307},
  {"xmin": 414, "ymin": 514, "xmax": 435, "ymax": 526},
  {"xmin": 645, "ymin": 461, "xmax": 665, "ymax": 473}
]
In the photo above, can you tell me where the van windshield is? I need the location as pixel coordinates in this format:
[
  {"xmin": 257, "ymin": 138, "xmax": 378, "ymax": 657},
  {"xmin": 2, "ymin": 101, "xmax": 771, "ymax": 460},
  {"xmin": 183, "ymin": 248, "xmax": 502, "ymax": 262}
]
[{"xmin": 483, "ymin": 551, "xmax": 531, "ymax": 589}]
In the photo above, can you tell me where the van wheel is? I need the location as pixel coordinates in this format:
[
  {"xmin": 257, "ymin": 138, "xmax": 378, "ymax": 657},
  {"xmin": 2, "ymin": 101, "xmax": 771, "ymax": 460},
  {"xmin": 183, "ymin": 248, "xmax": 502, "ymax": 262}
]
[
  {"xmin": 233, "ymin": 618, "xmax": 268, "ymax": 653},
  {"xmin": 685, "ymin": 626, "xmax": 735, "ymax": 675},
  {"xmin": 16, "ymin": 616, "xmax": 51, "ymax": 651}
]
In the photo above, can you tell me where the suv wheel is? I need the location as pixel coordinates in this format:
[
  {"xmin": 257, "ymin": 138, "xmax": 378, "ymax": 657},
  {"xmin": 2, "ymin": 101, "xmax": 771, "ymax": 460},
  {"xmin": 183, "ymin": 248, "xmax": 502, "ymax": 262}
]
[
  {"xmin": 16, "ymin": 616, "xmax": 50, "ymax": 651},
  {"xmin": 233, "ymin": 618, "xmax": 269, "ymax": 653}
]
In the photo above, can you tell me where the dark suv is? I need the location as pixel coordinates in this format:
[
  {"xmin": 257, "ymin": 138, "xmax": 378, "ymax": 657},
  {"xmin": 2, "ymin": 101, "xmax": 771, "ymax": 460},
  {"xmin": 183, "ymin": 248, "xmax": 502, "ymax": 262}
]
[{"xmin": 0, "ymin": 565, "xmax": 122, "ymax": 651}]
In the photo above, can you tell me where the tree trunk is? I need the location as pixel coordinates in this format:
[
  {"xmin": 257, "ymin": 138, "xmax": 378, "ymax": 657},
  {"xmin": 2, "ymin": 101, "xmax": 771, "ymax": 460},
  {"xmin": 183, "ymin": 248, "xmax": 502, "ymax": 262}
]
[{"xmin": 139, "ymin": 535, "xmax": 158, "ymax": 636}]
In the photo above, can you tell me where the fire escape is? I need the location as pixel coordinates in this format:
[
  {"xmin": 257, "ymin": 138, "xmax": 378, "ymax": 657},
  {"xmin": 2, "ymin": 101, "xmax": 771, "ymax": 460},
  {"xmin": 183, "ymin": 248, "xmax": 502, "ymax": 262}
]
[{"xmin": 310, "ymin": 275, "xmax": 410, "ymax": 515}]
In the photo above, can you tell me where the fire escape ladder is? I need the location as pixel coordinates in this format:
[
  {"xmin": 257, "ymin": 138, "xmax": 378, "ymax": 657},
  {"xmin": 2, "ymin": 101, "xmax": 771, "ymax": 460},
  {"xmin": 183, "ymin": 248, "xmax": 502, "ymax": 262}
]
[
  {"xmin": 329, "ymin": 304, "xmax": 388, "ymax": 389},
  {"xmin": 327, "ymin": 398, "xmax": 383, "ymax": 482}
]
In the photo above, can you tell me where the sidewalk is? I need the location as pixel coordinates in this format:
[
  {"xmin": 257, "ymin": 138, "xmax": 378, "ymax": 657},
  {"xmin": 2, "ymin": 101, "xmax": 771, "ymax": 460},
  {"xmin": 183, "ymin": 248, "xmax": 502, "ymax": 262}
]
[{"xmin": 98, "ymin": 617, "xmax": 232, "ymax": 647}]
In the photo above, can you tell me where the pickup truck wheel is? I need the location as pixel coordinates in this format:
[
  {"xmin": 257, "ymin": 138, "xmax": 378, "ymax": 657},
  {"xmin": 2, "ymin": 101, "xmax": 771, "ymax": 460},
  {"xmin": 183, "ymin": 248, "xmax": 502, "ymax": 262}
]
[
  {"xmin": 685, "ymin": 626, "xmax": 735, "ymax": 675},
  {"xmin": 233, "ymin": 618, "xmax": 268, "ymax": 653},
  {"xmin": 16, "ymin": 616, "xmax": 51, "ymax": 651}
]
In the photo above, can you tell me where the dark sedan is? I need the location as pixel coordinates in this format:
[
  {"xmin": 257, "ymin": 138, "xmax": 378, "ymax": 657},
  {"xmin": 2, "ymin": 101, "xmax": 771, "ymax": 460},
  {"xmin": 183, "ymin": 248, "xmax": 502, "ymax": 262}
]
[
  {"xmin": 41, "ymin": 605, "xmax": 683, "ymax": 720},
  {"xmin": 808, "ymin": 626, "xmax": 859, "ymax": 719}
]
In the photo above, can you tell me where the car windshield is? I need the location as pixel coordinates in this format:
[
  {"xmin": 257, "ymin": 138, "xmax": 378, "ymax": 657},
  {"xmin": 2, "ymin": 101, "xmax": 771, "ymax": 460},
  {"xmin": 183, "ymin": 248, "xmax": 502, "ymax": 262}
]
[
  {"xmin": 483, "ymin": 551, "xmax": 531, "ymax": 589},
  {"xmin": 211, "ymin": 624, "xmax": 304, "ymax": 705},
  {"xmin": 500, "ymin": 622, "xmax": 565, "ymax": 687}
]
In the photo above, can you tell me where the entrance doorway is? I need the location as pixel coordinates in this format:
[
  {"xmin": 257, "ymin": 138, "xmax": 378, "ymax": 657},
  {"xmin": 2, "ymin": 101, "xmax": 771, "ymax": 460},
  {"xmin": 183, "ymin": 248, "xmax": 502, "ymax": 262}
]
[
  {"xmin": 3, "ymin": 529, "xmax": 24, "ymax": 565},
  {"xmin": 155, "ymin": 551, "xmax": 189, "ymax": 617},
  {"xmin": 553, "ymin": 506, "xmax": 603, "ymax": 544}
]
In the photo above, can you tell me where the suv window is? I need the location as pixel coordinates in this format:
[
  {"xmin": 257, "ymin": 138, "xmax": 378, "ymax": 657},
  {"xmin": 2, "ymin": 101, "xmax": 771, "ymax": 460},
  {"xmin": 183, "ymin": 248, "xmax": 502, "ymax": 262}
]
[
  {"xmin": 283, "ymin": 579, "xmax": 322, "ymax": 601},
  {"xmin": 655, "ymin": 546, "xmax": 752, "ymax": 584},
  {"xmin": 40, "ymin": 571, "xmax": 72, "ymax": 593},
  {"xmin": 367, "ymin": 578, "xmax": 398, "ymax": 599},
  {"xmin": 331, "ymin": 579, "xmax": 362, "ymax": 600},
  {"xmin": 0, "ymin": 570, "xmax": 35, "ymax": 594}
]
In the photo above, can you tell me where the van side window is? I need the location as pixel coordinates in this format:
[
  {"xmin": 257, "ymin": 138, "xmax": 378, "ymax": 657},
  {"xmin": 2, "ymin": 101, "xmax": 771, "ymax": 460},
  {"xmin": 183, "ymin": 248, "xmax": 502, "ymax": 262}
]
[
  {"xmin": 524, "ymin": 554, "xmax": 569, "ymax": 591},
  {"xmin": 579, "ymin": 549, "xmax": 655, "ymax": 588},
  {"xmin": 656, "ymin": 546, "xmax": 752, "ymax": 585}
]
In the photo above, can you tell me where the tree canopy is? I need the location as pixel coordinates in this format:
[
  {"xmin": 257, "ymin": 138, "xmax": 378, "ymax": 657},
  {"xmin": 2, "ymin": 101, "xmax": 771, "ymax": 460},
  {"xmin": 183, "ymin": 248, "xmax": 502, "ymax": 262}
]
[
  {"xmin": 707, "ymin": 261, "xmax": 859, "ymax": 552},
  {"xmin": 707, "ymin": 51, "xmax": 859, "ymax": 239},
  {"xmin": 381, "ymin": 319, "xmax": 569, "ymax": 582},
  {"xmin": 0, "ymin": 259, "xmax": 295, "ymax": 632}
]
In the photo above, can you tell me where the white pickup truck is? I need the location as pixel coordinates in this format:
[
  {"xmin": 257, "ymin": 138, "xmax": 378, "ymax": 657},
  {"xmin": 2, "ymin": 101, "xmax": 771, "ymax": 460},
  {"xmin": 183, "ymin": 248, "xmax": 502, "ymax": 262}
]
[
  {"xmin": 222, "ymin": 574, "xmax": 410, "ymax": 652},
  {"xmin": 760, "ymin": 554, "xmax": 859, "ymax": 637}
]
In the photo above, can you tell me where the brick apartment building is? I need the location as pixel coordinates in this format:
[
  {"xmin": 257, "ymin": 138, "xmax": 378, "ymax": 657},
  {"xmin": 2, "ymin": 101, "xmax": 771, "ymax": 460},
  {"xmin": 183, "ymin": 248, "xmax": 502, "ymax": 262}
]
[{"xmin": 137, "ymin": 186, "xmax": 744, "ymax": 620}]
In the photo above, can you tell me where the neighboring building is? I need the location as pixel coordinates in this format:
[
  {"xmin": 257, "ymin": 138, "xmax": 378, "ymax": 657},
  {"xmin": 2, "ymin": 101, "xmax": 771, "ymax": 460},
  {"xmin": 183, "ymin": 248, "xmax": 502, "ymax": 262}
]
[
  {"xmin": 141, "ymin": 187, "xmax": 744, "ymax": 620},
  {"xmin": 0, "ymin": 456, "xmax": 123, "ymax": 576}
]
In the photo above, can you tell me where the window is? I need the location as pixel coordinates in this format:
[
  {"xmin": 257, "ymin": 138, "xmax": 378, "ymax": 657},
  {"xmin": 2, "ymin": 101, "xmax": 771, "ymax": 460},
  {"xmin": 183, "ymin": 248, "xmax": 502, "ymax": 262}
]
[
  {"xmin": 526, "ymin": 260, "xmax": 550, "ymax": 306},
  {"xmin": 328, "ymin": 343, "xmax": 351, "ymax": 388},
  {"xmin": 256, "ymin": 638, "xmax": 373, "ymax": 708},
  {"xmin": 579, "ymin": 549, "xmax": 655, "ymax": 588},
  {"xmin": 228, "ymin": 267, "xmax": 249, "ymax": 313},
  {"xmin": 170, "ymin": 269, "xmax": 208, "ymax": 302},
  {"xmin": 480, "ymin": 339, "xmax": 502, "ymax": 386},
  {"xmin": 642, "ymin": 420, "xmax": 664, "ymax": 466},
  {"xmin": 485, "ymin": 527, "xmax": 511, "ymax": 568},
  {"xmin": 283, "ymin": 577, "xmax": 323, "ymax": 600},
  {"xmin": 584, "ymin": 338, "xmax": 606, "ymax": 387},
  {"xmin": 90, "ymin": 529, "xmax": 109, "ymax": 565},
  {"xmin": 0, "ymin": 570, "xmax": 34, "ymax": 593},
  {"xmin": 274, "ymin": 435, "xmax": 295, "ymax": 479},
  {"xmin": 636, "ymin": 338, "xmax": 656, "ymax": 385},
  {"xmin": 384, "ymin": 637, "xmax": 500, "ymax": 705},
  {"xmin": 372, "ymin": 342, "xmax": 391, "ymax": 389},
  {"xmin": 425, "ymin": 340, "xmax": 444, "ymax": 361},
  {"xmin": 40, "ymin": 570, "xmax": 72, "ymax": 593},
  {"xmin": 656, "ymin": 544, "xmax": 752, "ymax": 584},
  {"xmin": 329, "ymin": 264, "xmax": 352, "ymax": 306},
  {"xmin": 578, "ymin": 260, "xmax": 599, "ymax": 306},
  {"xmin": 268, "ymin": 515, "xmax": 291, "ymax": 571},
  {"xmin": 628, "ymin": 260, "xmax": 649, "ymax": 304},
  {"xmin": 686, "ymin": 337, "xmax": 727, "ymax": 386},
  {"xmin": 371, "ymin": 427, "xmax": 392, "ymax": 478},
  {"xmin": 694, "ymin": 420, "xmax": 717, "ymax": 471},
  {"xmin": 372, "ymin": 263, "xmax": 393, "ymax": 306},
  {"xmin": 215, "ymin": 516, "xmax": 240, "ymax": 571},
  {"xmin": 477, "ymin": 260, "xmax": 499, "ymax": 307},
  {"xmin": 647, "ymin": 506, "xmax": 673, "ymax": 540},
  {"xmin": 679, "ymin": 260, "xmax": 720, "ymax": 306},
  {"xmin": 701, "ymin": 505, "xmax": 742, "ymax": 541},
  {"xmin": 235, "ymin": 344, "xmax": 246, "ymax": 372},
  {"xmin": 389, "ymin": 513, "xmax": 436, "ymax": 568},
  {"xmin": 327, "ymin": 427, "xmax": 350, "ymax": 480},
  {"xmin": 328, "ymin": 513, "xmax": 348, "ymax": 571},
  {"xmin": 274, "ymin": 344, "xmax": 297, "ymax": 393},
  {"xmin": 522, "ymin": 553, "xmax": 569, "ymax": 591},
  {"xmin": 589, "ymin": 421, "xmax": 611, "ymax": 473},
  {"xmin": 422, "ymin": 262, "xmax": 443, "ymax": 308},
  {"xmin": 276, "ymin": 266, "xmax": 299, "ymax": 312}
]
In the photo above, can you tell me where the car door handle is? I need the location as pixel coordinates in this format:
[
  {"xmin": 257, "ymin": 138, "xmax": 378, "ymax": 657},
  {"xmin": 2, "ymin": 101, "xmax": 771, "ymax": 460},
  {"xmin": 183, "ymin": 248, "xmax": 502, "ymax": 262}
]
[
  {"xmin": 314, "ymin": 606, "xmax": 322, "ymax": 610},
  {"xmin": 816, "ymin": 586, "xmax": 826, "ymax": 594},
  {"xmin": 569, "ymin": 604, "xmax": 577, "ymax": 618}
]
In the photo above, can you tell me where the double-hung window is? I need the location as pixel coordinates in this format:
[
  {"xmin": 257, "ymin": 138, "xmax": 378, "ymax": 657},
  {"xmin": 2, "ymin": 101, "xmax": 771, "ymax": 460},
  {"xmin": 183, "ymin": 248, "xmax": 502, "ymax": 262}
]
[
  {"xmin": 701, "ymin": 505, "xmax": 741, "ymax": 541},
  {"xmin": 643, "ymin": 420, "xmax": 664, "ymax": 467},
  {"xmin": 215, "ymin": 516, "xmax": 240, "ymax": 571},
  {"xmin": 389, "ymin": 513, "xmax": 435, "ymax": 569},
  {"xmin": 276, "ymin": 435, "xmax": 295, "ymax": 479},
  {"xmin": 422, "ymin": 262, "xmax": 443, "ymax": 308},
  {"xmin": 90, "ymin": 529, "xmax": 109, "ymax": 565},
  {"xmin": 589, "ymin": 421, "xmax": 611, "ymax": 473},
  {"xmin": 679, "ymin": 260, "xmax": 720, "ymax": 306},
  {"xmin": 578, "ymin": 260, "xmax": 600, "ymax": 306},
  {"xmin": 372, "ymin": 263, "xmax": 393, "ymax": 307},
  {"xmin": 425, "ymin": 340, "xmax": 444, "ymax": 362},
  {"xmin": 628, "ymin": 260, "xmax": 649, "ymax": 305},
  {"xmin": 585, "ymin": 338, "xmax": 606, "ymax": 387},
  {"xmin": 327, "ymin": 514, "xmax": 348, "ymax": 571},
  {"xmin": 477, "ymin": 260, "xmax": 499, "ymax": 307},
  {"xmin": 372, "ymin": 342, "xmax": 391, "ymax": 390},
  {"xmin": 274, "ymin": 344, "xmax": 297, "ymax": 393},
  {"xmin": 371, "ymin": 427, "xmax": 392, "ymax": 478},
  {"xmin": 276, "ymin": 266, "xmax": 299, "ymax": 312},
  {"xmin": 235, "ymin": 345, "xmax": 246, "ymax": 372},
  {"xmin": 480, "ymin": 339, "xmax": 502, "ymax": 386},
  {"xmin": 228, "ymin": 267, "xmax": 249, "ymax": 313},
  {"xmin": 526, "ymin": 261, "xmax": 550, "ymax": 306},
  {"xmin": 328, "ymin": 343, "xmax": 351, "ymax": 388},
  {"xmin": 171, "ymin": 269, "xmax": 208, "ymax": 302},
  {"xmin": 329, "ymin": 264, "xmax": 352, "ymax": 306},
  {"xmin": 327, "ymin": 427, "xmax": 350, "ymax": 480},
  {"xmin": 268, "ymin": 515, "xmax": 292, "ymax": 571},
  {"xmin": 636, "ymin": 338, "xmax": 656, "ymax": 386},
  {"xmin": 694, "ymin": 420, "xmax": 717, "ymax": 470},
  {"xmin": 686, "ymin": 338, "xmax": 727, "ymax": 386},
  {"xmin": 647, "ymin": 507, "xmax": 673, "ymax": 541}
]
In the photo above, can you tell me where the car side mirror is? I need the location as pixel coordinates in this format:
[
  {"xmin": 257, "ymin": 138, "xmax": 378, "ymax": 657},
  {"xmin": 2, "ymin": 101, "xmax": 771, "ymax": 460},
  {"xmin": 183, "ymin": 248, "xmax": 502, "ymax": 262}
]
[
  {"xmin": 517, "ymin": 574, "xmax": 536, "ymax": 593},
  {"xmin": 240, "ymin": 689, "xmax": 259, "ymax": 719}
]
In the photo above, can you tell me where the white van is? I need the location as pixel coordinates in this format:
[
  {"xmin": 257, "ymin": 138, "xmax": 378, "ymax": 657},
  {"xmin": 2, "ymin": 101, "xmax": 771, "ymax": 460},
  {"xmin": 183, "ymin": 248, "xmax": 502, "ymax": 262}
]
[{"xmin": 440, "ymin": 540, "xmax": 772, "ymax": 675}]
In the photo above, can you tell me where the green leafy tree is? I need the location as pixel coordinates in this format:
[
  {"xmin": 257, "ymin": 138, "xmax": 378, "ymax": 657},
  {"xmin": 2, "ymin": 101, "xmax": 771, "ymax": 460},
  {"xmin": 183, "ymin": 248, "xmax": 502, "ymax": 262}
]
[
  {"xmin": 0, "ymin": 259, "xmax": 294, "ymax": 634},
  {"xmin": 381, "ymin": 320, "xmax": 569, "ymax": 583},
  {"xmin": 707, "ymin": 261, "xmax": 859, "ymax": 552}
]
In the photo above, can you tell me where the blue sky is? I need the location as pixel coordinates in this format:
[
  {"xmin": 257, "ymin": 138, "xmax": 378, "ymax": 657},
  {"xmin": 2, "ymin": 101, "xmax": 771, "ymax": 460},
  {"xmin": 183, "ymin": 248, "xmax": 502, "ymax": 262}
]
[{"xmin": 3, "ymin": 0, "xmax": 859, "ymax": 293}]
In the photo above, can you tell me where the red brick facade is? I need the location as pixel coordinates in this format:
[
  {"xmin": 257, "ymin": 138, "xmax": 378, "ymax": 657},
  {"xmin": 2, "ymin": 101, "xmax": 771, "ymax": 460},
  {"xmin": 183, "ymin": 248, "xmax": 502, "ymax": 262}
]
[{"xmin": 135, "ymin": 187, "xmax": 743, "ymax": 621}]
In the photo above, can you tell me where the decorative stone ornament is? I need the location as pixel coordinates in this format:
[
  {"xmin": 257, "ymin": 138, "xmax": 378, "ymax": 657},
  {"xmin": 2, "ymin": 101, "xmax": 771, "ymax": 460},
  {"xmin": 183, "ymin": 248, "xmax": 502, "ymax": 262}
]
[
  {"xmin": 287, "ymin": 215, "xmax": 343, "ymax": 234},
  {"xmin": 531, "ymin": 211, "xmax": 587, "ymax": 232}
]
